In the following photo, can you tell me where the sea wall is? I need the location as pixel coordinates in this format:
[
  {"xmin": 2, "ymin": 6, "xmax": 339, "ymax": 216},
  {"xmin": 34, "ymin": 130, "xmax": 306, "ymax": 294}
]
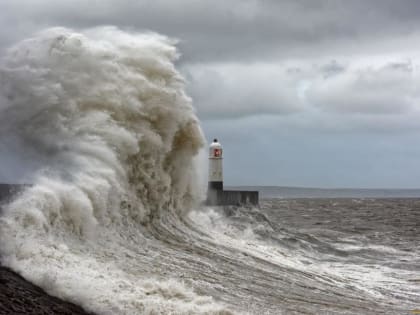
[{"xmin": 207, "ymin": 189, "xmax": 259, "ymax": 206}]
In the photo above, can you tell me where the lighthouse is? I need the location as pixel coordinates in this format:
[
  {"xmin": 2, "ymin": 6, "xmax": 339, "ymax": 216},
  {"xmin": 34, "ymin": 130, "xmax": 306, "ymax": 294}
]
[
  {"xmin": 208, "ymin": 138, "xmax": 223, "ymax": 192},
  {"xmin": 206, "ymin": 138, "xmax": 259, "ymax": 206}
]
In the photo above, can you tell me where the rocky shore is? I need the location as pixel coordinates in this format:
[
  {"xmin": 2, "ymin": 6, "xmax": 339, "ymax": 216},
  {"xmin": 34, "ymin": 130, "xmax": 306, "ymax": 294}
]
[
  {"xmin": 0, "ymin": 266, "xmax": 94, "ymax": 315},
  {"xmin": 0, "ymin": 185, "xmax": 95, "ymax": 314}
]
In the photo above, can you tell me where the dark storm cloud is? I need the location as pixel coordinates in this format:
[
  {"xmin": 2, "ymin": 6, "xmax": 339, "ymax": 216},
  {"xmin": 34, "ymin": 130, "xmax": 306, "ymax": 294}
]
[
  {"xmin": 2, "ymin": 0, "xmax": 420, "ymax": 62},
  {"xmin": 1, "ymin": 1, "xmax": 420, "ymax": 121}
]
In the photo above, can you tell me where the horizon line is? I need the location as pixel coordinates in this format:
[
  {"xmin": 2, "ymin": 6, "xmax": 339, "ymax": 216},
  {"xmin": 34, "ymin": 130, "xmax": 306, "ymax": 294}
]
[{"xmin": 226, "ymin": 185, "xmax": 420, "ymax": 191}]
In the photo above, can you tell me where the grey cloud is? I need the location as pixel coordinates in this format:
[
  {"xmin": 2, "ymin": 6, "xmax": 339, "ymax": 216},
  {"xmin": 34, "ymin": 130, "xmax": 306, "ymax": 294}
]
[
  {"xmin": 184, "ymin": 58, "xmax": 420, "ymax": 124},
  {"xmin": 183, "ymin": 63, "xmax": 303, "ymax": 119},
  {"xmin": 320, "ymin": 60, "xmax": 346, "ymax": 78},
  {"xmin": 306, "ymin": 61, "xmax": 419, "ymax": 115},
  {"xmin": 385, "ymin": 60, "xmax": 413, "ymax": 72},
  {"xmin": 2, "ymin": 1, "xmax": 420, "ymax": 62}
]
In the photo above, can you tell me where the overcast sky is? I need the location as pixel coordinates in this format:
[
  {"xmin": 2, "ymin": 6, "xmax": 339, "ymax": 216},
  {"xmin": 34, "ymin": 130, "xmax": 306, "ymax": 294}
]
[{"xmin": 2, "ymin": 0, "xmax": 420, "ymax": 188}]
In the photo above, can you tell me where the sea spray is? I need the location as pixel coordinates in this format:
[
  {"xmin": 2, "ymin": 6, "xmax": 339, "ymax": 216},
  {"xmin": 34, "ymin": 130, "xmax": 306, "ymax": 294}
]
[{"xmin": 0, "ymin": 27, "xmax": 232, "ymax": 314}]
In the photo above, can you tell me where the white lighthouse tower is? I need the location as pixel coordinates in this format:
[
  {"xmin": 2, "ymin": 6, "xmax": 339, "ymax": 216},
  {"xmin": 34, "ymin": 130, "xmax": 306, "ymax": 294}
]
[
  {"xmin": 206, "ymin": 138, "xmax": 259, "ymax": 206},
  {"xmin": 208, "ymin": 138, "xmax": 223, "ymax": 192}
]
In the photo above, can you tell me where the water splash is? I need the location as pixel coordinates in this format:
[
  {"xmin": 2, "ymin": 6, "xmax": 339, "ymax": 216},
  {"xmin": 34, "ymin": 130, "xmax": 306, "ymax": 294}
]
[{"xmin": 0, "ymin": 27, "xmax": 233, "ymax": 314}]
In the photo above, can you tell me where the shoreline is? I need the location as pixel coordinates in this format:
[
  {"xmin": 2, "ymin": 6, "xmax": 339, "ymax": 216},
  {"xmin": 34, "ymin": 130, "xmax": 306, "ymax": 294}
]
[
  {"xmin": 0, "ymin": 185, "xmax": 94, "ymax": 315},
  {"xmin": 0, "ymin": 266, "xmax": 94, "ymax": 315}
]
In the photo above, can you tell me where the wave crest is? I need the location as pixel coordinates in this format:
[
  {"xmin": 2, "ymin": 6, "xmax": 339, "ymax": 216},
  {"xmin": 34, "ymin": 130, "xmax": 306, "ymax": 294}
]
[
  {"xmin": 0, "ymin": 27, "xmax": 230, "ymax": 315},
  {"xmin": 0, "ymin": 26, "xmax": 204, "ymax": 229}
]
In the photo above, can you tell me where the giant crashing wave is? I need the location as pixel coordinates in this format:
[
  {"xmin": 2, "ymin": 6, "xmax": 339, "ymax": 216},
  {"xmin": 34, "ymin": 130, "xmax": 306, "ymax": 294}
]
[{"xmin": 0, "ymin": 27, "xmax": 233, "ymax": 314}]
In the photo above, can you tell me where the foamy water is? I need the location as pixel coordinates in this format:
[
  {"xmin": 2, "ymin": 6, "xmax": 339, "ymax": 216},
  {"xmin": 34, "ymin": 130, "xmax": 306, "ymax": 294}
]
[{"xmin": 0, "ymin": 28, "xmax": 419, "ymax": 315}]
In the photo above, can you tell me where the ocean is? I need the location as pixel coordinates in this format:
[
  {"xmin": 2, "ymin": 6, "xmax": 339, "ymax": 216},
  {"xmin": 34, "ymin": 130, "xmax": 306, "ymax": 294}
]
[{"xmin": 0, "ymin": 27, "xmax": 419, "ymax": 314}]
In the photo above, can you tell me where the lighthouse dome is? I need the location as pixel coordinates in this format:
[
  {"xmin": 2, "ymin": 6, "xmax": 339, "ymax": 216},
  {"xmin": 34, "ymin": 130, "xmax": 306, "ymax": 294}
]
[
  {"xmin": 209, "ymin": 139, "xmax": 222, "ymax": 158},
  {"xmin": 210, "ymin": 138, "xmax": 222, "ymax": 148}
]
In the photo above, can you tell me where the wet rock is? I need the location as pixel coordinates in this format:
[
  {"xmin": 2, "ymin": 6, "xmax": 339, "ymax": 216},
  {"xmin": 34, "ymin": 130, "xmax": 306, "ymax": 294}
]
[{"xmin": 0, "ymin": 267, "xmax": 95, "ymax": 315}]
